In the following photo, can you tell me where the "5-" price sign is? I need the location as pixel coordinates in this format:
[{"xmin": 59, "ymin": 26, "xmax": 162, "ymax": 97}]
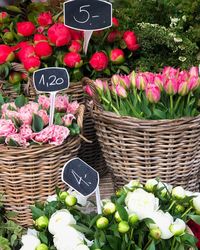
[
  {"xmin": 33, "ymin": 67, "xmax": 69, "ymax": 125},
  {"xmin": 64, "ymin": 0, "xmax": 112, "ymax": 54}
]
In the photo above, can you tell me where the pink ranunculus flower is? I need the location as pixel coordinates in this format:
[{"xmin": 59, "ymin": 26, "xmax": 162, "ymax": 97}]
[
  {"xmin": 33, "ymin": 126, "xmax": 54, "ymax": 144},
  {"xmin": 38, "ymin": 95, "xmax": 50, "ymax": 110},
  {"xmin": 6, "ymin": 134, "xmax": 29, "ymax": 147},
  {"xmin": 55, "ymin": 95, "xmax": 69, "ymax": 112},
  {"xmin": 188, "ymin": 76, "xmax": 199, "ymax": 91},
  {"xmin": 136, "ymin": 73, "xmax": 147, "ymax": 90},
  {"xmin": 37, "ymin": 110, "xmax": 49, "ymax": 126},
  {"xmin": 119, "ymin": 75, "xmax": 131, "ymax": 89},
  {"xmin": 145, "ymin": 84, "xmax": 161, "ymax": 103},
  {"xmin": 189, "ymin": 66, "xmax": 199, "ymax": 78},
  {"xmin": 50, "ymin": 125, "xmax": 70, "ymax": 146},
  {"xmin": 18, "ymin": 110, "xmax": 33, "ymax": 125},
  {"xmin": 116, "ymin": 84, "xmax": 127, "ymax": 98},
  {"xmin": 62, "ymin": 114, "xmax": 75, "ymax": 127},
  {"xmin": 20, "ymin": 102, "xmax": 39, "ymax": 114},
  {"xmin": 67, "ymin": 101, "xmax": 79, "ymax": 114},
  {"xmin": 20, "ymin": 125, "xmax": 33, "ymax": 141},
  {"xmin": 163, "ymin": 78, "xmax": 178, "ymax": 95},
  {"xmin": 0, "ymin": 119, "xmax": 16, "ymax": 137}
]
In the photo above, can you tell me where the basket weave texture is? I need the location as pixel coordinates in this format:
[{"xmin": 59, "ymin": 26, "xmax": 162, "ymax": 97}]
[
  {"xmin": 0, "ymin": 105, "xmax": 84, "ymax": 226},
  {"xmin": 83, "ymin": 77, "xmax": 200, "ymax": 192}
]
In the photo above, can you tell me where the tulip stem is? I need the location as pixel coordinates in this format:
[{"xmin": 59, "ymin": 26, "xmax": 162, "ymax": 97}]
[
  {"xmin": 174, "ymin": 96, "xmax": 182, "ymax": 113},
  {"xmin": 170, "ymin": 95, "xmax": 174, "ymax": 118},
  {"xmin": 101, "ymin": 96, "xmax": 120, "ymax": 115},
  {"xmin": 181, "ymin": 206, "xmax": 193, "ymax": 219}
]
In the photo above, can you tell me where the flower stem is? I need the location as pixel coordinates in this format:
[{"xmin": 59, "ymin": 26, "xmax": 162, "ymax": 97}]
[
  {"xmin": 174, "ymin": 96, "xmax": 182, "ymax": 113},
  {"xmin": 171, "ymin": 237, "xmax": 176, "ymax": 250},
  {"xmin": 101, "ymin": 96, "xmax": 120, "ymax": 115},
  {"xmin": 170, "ymin": 95, "xmax": 174, "ymax": 118},
  {"xmin": 181, "ymin": 206, "xmax": 193, "ymax": 219},
  {"xmin": 168, "ymin": 200, "xmax": 176, "ymax": 212},
  {"xmin": 144, "ymin": 239, "xmax": 152, "ymax": 250}
]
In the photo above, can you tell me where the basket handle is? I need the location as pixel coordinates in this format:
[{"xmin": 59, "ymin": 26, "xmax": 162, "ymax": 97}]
[
  {"xmin": 77, "ymin": 104, "xmax": 85, "ymax": 130},
  {"xmin": 82, "ymin": 77, "xmax": 103, "ymax": 111}
]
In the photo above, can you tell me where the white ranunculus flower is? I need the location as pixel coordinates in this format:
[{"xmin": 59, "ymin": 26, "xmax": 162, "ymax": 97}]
[
  {"xmin": 170, "ymin": 218, "xmax": 186, "ymax": 236},
  {"xmin": 53, "ymin": 226, "xmax": 84, "ymax": 250},
  {"xmin": 68, "ymin": 189, "xmax": 88, "ymax": 207},
  {"xmin": 150, "ymin": 210, "xmax": 174, "ymax": 240},
  {"xmin": 145, "ymin": 179, "xmax": 158, "ymax": 191},
  {"xmin": 172, "ymin": 186, "xmax": 185, "ymax": 199},
  {"xmin": 48, "ymin": 209, "xmax": 76, "ymax": 235},
  {"xmin": 47, "ymin": 195, "xmax": 57, "ymax": 202},
  {"xmin": 125, "ymin": 188, "xmax": 159, "ymax": 220},
  {"xmin": 20, "ymin": 234, "xmax": 41, "ymax": 250},
  {"xmin": 193, "ymin": 195, "xmax": 200, "ymax": 214},
  {"xmin": 157, "ymin": 182, "xmax": 172, "ymax": 196}
]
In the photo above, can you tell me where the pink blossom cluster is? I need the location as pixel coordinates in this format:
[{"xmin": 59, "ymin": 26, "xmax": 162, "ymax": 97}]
[{"xmin": 0, "ymin": 95, "xmax": 79, "ymax": 147}]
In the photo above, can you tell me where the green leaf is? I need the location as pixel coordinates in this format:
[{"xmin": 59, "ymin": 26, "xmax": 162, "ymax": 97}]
[
  {"xmin": 153, "ymin": 109, "xmax": 166, "ymax": 119},
  {"xmin": 32, "ymin": 114, "xmax": 44, "ymax": 133},
  {"xmin": 15, "ymin": 95, "xmax": 27, "ymax": 108},
  {"xmin": 146, "ymin": 240, "xmax": 155, "ymax": 250},
  {"xmin": 0, "ymin": 236, "xmax": 11, "ymax": 250},
  {"xmin": 39, "ymin": 232, "xmax": 48, "ymax": 245},
  {"xmin": 181, "ymin": 233, "xmax": 198, "ymax": 247},
  {"xmin": 10, "ymin": 234, "xmax": 17, "ymax": 247},
  {"xmin": 116, "ymin": 204, "xmax": 128, "ymax": 221},
  {"xmin": 73, "ymin": 224, "xmax": 93, "ymax": 234},
  {"xmin": 119, "ymin": 65, "xmax": 130, "ymax": 74},
  {"xmin": 6, "ymin": 5, "xmax": 22, "ymax": 13},
  {"xmin": 12, "ymin": 82, "xmax": 21, "ymax": 94},
  {"xmin": 89, "ymin": 214, "xmax": 102, "ymax": 228},
  {"xmin": 54, "ymin": 113, "xmax": 63, "ymax": 125},
  {"xmin": 7, "ymin": 139, "xmax": 20, "ymax": 147},
  {"xmin": 0, "ymin": 94, "xmax": 4, "ymax": 105},
  {"xmin": 189, "ymin": 215, "xmax": 200, "ymax": 225},
  {"xmin": 30, "ymin": 206, "xmax": 44, "ymax": 220},
  {"xmin": 0, "ymin": 137, "xmax": 5, "ymax": 144},
  {"xmin": 107, "ymin": 235, "xmax": 121, "ymax": 249}
]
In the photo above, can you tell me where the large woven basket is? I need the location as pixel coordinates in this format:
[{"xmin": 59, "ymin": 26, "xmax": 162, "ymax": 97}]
[
  {"xmin": 0, "ymin": 105, "xmax": 84, "ymax": 226},
  {"xmin": 83, "ymin": 77, "xmax": 200, "ymax": 192}
]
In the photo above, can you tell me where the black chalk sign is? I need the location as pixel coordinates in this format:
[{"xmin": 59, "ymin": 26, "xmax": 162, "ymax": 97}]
[
  {"xmin": 64, "ymin": 0, "xmax": 112, "ymax": 31},
  {"xmin": 62, "ymin": 158, "xmax": 99, "ymax": 197},
  {"xmin": 33, "ymin": 67, "xmax": 69, "ymax": 93}
]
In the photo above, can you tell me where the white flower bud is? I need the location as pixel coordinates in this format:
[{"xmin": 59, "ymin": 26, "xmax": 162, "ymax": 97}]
[
  {"xmin": 145, "ymin": 179, "xmax": 158, "ymax": 192},
  {"xmin": 169, "ymin": 218, "xmax": 186, "ymax": 236},
  {"xmin": 103, "ymin": 202, "xmax": 116, "ymax": 215},
  {"xmin": 172, "ymin": 186, "xmax": 185, "ymax": 200},
  {"xmin": 193, "ymin": 195, "xmax": 200, "ymax": 214},
  {"xmin": 125, "ymin": 180, "xmax": 143, "ymax": 190}
]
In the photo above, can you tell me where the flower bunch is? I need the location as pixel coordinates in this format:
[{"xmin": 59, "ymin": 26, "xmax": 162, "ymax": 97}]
[
  {"xmin": 0, "ymin": 94, "xmax": 80, "ymax": 147},
  {"xmin": 85, "ymin": 66, "xmax": 200, "ymax": 119},
  {"xmin": 0, "ymin": 2, "xmax": 139, "ymax": 94}
]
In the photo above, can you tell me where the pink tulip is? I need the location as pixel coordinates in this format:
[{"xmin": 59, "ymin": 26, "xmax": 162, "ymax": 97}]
[
  {"xmin": 116, "ymin": 84, "xmax": 127, "ymax": 98},
  {"xmin": 83, "ymin": 85, "xmax": 93, "ymax": 97},
  {"xmin": 178, "ymin": 81, "xmax": 189, "ymax": 96},
  {"xmin": 119, "ymin": 75, "xmax": 131, "ymax": 89},
  {"xmin": 154, "ymin": 74, "xmax": 163, "ymax": 90},
  {"xmin": 129, "ymin": 70, "xmax": 136, "ymax": 88},
  {"xmin": 144, "ymin": 72, "xmax": 154, "ymax": 83},
  {"xmin": 178, "ymin": 70, "xmax": 189, "ymax": 82},
  {"xmin": 110, "ymin": 85, "xmax": 117, "ymax": 95},
  {"xmin": 163, "ymin": 66, "xmax": 179, "ymax": 79},
  {"xmin": 145, "ymin": 84, "xmax": 161, "ymax": 103},
  {"xmin": 163, "ymin": 78, "xmax": 178, "ymax": 95},
  {"xmin": 135, "ymin": 73, "xmax": 147, "ymax": 90},
  {"xmin": 111, "ymin": 74, "xmax": 120, "ymax": 86},
  {"xmin": 188, "ymin": 76, "xmax": 199, "ymax": 91},
  {"xmin": 189, "ymin": 66, "xmax": 198, "ymax": 78},
  {"xmin": 94, "ymin": 79, "xmax": 104, "ymax": 92}
]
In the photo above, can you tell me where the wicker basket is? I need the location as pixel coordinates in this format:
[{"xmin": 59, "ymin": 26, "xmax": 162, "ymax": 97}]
[
  {"xmin": 0, "ymin": 105, "xmax": 84, "ymax": 226},
  {"xmin": 83, "ymin": 77, "xmax": 200, "ymax": 192}
]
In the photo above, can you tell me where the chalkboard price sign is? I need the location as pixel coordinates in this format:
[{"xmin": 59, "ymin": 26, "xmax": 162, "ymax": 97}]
[
  {"xmin": 62, "ymin": 158, "xmax": 99, "ymax": 197},
  {"xmin": 33, "ymin": 67, "xmax": 69, "ymax": 93},
  {"xmin": 64, "ymin": 0, "xmax": 112, "ymax": 31}
]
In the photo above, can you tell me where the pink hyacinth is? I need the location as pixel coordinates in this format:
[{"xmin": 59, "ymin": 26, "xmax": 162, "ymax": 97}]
[
  {"xmin": 38, "ymin": 95, "xmax": 50, "ymax": 110},
  {"xmin": 62, "ymin": 114, "xmax": 75, "ymax": 127},
  {"xmin": 188, "ymin": 76, "xmax": 199, "ymax": 91},
  {"xmin": 67, "ymin": 101, "xmax": 79, "ymax": 114},
  {"xmin": 189, "ymin": 66, "xmax": 199, "ymax": 78},
  {"xmin": 83, "ymin": 85, "xmax": 93, "ymax": 97},
  {"xmin": 135, "ymin": 73, "xmax": 147, "ymax": 90},
  {"xmin": 50, "ymin": 125, "xmax": 70, "ymax": 146},
  {"xmin": 116, "ymin": 84, "xmax": 127, "ymax": 98},
  {"xmin": 55, "ymin": 95, "xmax": 69, "ymax": 112},
  {"xmin": 0, "ymin": 119, "xmax": 16, "ymax": 137},
  {"xmin": 6, "ymin": 134, "xmax": 29, "ymax": 147},
  {"xmin": 20, "ymin": 125, "xmax": 33, "ymax": 141},
  {"xmin": 37, "ymin": 110, "xmax": 49, "ymax": 126},
  {"xmin": 163, "ymin": 78, "xmax": 178, "ymax": 95},
  {"xmin": 119, "ymin": 75, "xmax": 131, "ymax": 89},
  {"xmin": 145, "ymin": 84, "xmax": 161, "ymax": 103}
]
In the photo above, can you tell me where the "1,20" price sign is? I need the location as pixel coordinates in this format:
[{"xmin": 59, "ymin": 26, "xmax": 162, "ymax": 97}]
[{"xmin": 64, "ymin": 0, "xmax": 112, "ymax": 31}]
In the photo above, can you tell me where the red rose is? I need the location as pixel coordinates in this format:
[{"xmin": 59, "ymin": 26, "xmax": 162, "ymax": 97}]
[
  {"xmin": 37, "ymin": 11, "xmax": 52, "ymax": 27},
  {"xmin": 107, "ymin": 30, "xmax": 122, "ymax": 43},
  {"xmin": 109, "ymin": 48, "xmax": 125, "ymax": 65},
  {"xmin": 63, "ymin": 52, "xmax": 82, "ymax": 68},
  {"xmin": 112, "ymin": 17, "xmax": 119, "ymax": 27},
  {"xmin": 68, "ymin": 40, "xmax": 82, "ymax": 53},
  {"xmin": 123, "ymin": 31, "xmax": 139, "ymax": 51},
  {"xmin": 34, "ymin": 34, "xmax": 48, "ymax": 44},
  {"xmin": 48, "ymin": 23, "xmax": 71, "ymax": 47},
  {"xmin": 0, "ymin": 45, "xmax": 15, "ymax": 64},
  {"xmin": 69, "ymin": 28, "xmax": 83, "ymax": 41},
  {"xmin": 23, "ymin": 56, "xmax": 41, "ymax": 73},
  {"xmin": 18, "ymin": 45, "xmax": 35, "ymax": 62},
  {"xmin": 17, "ymin": 21, "xmax": 35, "ymax": 37},
  {"xmin": 35, "ymin": 42, "xmax": 53, "ymax": 59},
  {"xmin": 89, "ymin": 52, "xmax": 108, "ymax": 71},
  {"xmin": 0, "ymin": 12, "xmax": 10, "ymax": 23}
]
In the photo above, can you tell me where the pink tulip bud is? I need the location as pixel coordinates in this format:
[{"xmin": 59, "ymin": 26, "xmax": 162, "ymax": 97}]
[
  {"xmin": 110, "ymin": 85, "xmax": 117, "ymax": 95},
  {"xmin": 178, "ymin": 70, "xmax": 189, "ymax": 82},
  {"xmin": 178, "ymin": 81, "xmax": 189, "ymax": 96},
  {"xmin": 163, "ymin": 78, "xmax": 178, "ymax": 95},
  {"xmin": 145, "ymin": 84, "xmax": 161, "ymax": 103},
  {"xmin": 154, "ymin": 74, "xmax": 163, "ymax": 90},
  {"xmin": 129, "ymin": 71, "xmax": 136, "ymax": 88},
  {"xmin": 119, "ymin": 75, "xmax": 131, "ymax": 89},
  {"xmin": 94, "ymin": 79, "xmax": 104, "ymax": 92},
  {"xmin": 83, "ymin": 85, "xmax": 93, "ymax": 97},
  {"xmin": 111, "ymin": 74, "xmax": 120, "ymax": 86},
  {"xmin": 188, "ymin": 76, "xmax": 199, "ymax": 91},
  {"xmin": 163, "ymin": 66, "xmax": 179, "ymax": 78},
  {"xmin": 116, "ymin": 84, "xmax": 127, "ymax": 98},
  {"xmin": 136, "ymin": 73, "xmax": 147, "ymax": 90},
  {"xmin": 145, "ymin": 72, "xmax": 154, "ymax": 83},
  {"xmin": 189, "ymin": 66, "xmax": 198, "ymax": 78}
]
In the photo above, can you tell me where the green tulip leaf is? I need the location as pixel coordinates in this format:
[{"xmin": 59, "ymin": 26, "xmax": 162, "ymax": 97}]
[{"xmin": 32, "ymin": 114, "xmax": 44, "ymax": 133}]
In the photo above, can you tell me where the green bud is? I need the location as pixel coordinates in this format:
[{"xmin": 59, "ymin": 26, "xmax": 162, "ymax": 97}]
[
  {"xmin": 118, "ymin": 221, "xmax": 130, "ymax": 233},
  {"xmin": 150, "ymin": 227, "xmax": 161, "ymax": 240},
  {"xmin": 129, "ymin": 213, "xmax": 139, "ymax": 226},
  {"xmin": 114, "ymin": 211, "xmax": 122, "ymax": 222},
  {"xmin": 3, "ymin": 32, "xmax": 14, "ymax": 42},
  {"xmin": 36, "ymin": 243, "xmax": 49, "ymax": 250},
  {"xmin": 116, "ymin": 188, "xmax": 124, "ymax": 197},
  {"xmin": 96, "ymin": 217, "xmax": 109, "ymax": 229},
  {"xmin": 35, "ymin": 216, "xmax": 49, "ymax": 230},
  {"xmin": 65, "ymin": 195, "xmax": 77, "ymax": 207},
  {"xmin": 59, "ymin": 191, "xmax": 69, "ymax": 201},
  {"xmin": 174, "ymin": 204, "xmax": 185, "ymax": 214},
  {"xmin": 103, "ymin": 202, "xmax": 116, "ymax": 215}
]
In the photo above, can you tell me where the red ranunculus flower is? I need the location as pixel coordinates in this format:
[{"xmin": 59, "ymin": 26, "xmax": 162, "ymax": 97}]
[
  {"xmin": 0, "ymin": 45, "xmax": 14, "ymax": 64},
  {"xmin": 37, "ymin": 11, "xmax": 52, "ymax": 27},
  {"xmin": 18, "ymin": 45, "xmax": 36, "ymax": 62},
  {"xmin": 68, "ymin": 40, "xmax": 82, "ymax": 53},
  {"xmin": 17, "ymin": 21, "xmax": 35, "ymax": 37},
  {"xmin": 123, "ymin": 31, "xmax": 140, "ymax": 51},
  {"xmin": 34, "ymin": 34, "xmax": 48, "ymax": 44},
  {"xmin": 109, "ymin": 48, "xmax": 125, "ymax": 65},
  {"xmin": 89, "ymin": 52, "xmax": 108, "ymax": 71},
  {"xmin": 23, "ymin": 56, "xmax": 41, "ymax": 73},
  {"xmin": 0, "ymin": 12, "xmax": 10, "ymax": 23},
  {"xmin": 69, "ymin": 28, "xmax": 83, "ymax": 41},
  {"xmin": 112, "ymin": 17, "xmax": 119, "ymax": 27},
  {"xmin": 48, "ymin": 23, "xmax": 71, "ymax": 47},
  {"xmin": 63, "ymin": 52, "xmax": 82, "ymax": 68},
  {"xmin": 107, "ymin": 30, "xmax": 122, "ymax": 43},
  {"xmin": 35, "ymin": 42, "xmax": 53, "ymax": 58}
]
